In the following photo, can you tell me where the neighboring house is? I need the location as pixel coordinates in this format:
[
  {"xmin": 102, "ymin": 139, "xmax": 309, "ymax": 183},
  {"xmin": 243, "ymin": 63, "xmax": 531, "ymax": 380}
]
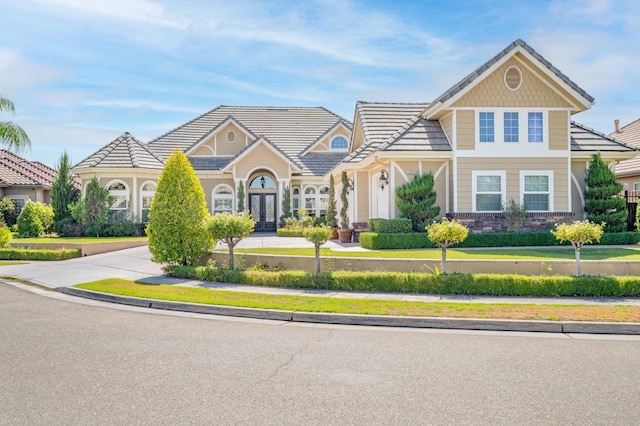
[
  {"xmin": 72, "ymin": 39, "xmax": 636, "ymax": 232},
  {"xmin": 0, "ymin": 150, "xmax": 62, "ymax": 212},
  {"xmin": 610, "ymin": 118, "xmax": 640, "ymax": 192},
  {"xmin": 72, "ymin": 107, "xmax": 352, "ymax": 230}
]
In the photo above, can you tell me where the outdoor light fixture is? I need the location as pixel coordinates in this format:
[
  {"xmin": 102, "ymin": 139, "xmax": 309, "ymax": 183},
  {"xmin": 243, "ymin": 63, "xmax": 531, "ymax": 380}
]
[
  {"xmin": 379, "ymin": 169, "xmax": 389, "ymax": 190},
  {"xmin": 260, "ymin": 176, "xmax": 266, "ymax": 188}
]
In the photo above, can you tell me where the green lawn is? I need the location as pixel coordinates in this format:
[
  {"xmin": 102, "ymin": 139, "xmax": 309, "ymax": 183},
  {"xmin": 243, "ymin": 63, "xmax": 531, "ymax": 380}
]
[
  {"xmin": 0, "ymin": 261, "xmax": 27, "ymax": 266},
  {"xmin": 75, "ymin": 278, "xmax": 640, "ymax": 322},
  {"xmin": 13, "ymin": 236, "xmax": 148, "ymax": 244},
  {"xmin": 230, "ymin": 246, "xmax": 640, "ymax": 261}
]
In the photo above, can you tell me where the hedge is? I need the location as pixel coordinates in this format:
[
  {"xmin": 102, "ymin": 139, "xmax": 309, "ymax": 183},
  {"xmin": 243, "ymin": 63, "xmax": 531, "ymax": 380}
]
[
  {"xmin": 359, "ymin": 231, "xmax": 640, "ymax": 250},
  {"xmin": 276, "ymin": 228, "xmax": 306, "ymax": 237},
  {"xmin": 368, "ymin": 217, "xmax": 412, "ymax": 234},
  {"xmin": 0, "ymin": 248, "xmax": 81, "ymax": 260},
  {"xmin": 167, "ymin": 265, "xmax": 640, "ymax": 297}
]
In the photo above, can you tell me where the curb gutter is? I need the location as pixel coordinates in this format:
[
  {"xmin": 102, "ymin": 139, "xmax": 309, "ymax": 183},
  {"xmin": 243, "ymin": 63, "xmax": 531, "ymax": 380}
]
[{"xmin": 57, "ymin": 287, "xmax": 640, "ymax": 335}]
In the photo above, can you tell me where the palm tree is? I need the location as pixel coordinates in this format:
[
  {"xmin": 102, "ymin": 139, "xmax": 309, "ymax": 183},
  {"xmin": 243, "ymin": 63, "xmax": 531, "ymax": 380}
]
[{"xmin": 0, "ymin": 96, "xmax": 30, "ymax": 152}]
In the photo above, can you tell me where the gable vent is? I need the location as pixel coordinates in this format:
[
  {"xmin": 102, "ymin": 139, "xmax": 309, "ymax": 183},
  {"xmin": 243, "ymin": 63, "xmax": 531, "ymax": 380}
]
[{"xmin": 504, "ymin": 66, "xmax": 523, "ymax": 91}]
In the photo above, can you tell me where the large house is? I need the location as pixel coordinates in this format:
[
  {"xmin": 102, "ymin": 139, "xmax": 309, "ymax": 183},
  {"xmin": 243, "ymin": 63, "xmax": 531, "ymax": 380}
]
[{"xmin": 72, "ymin": 40, "xmax": 636, "ymax": 232}]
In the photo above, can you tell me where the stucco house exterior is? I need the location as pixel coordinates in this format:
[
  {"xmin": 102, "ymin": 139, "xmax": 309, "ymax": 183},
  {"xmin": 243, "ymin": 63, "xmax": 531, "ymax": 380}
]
[
  {"xmin": 611, "ymin": 118, "xmax": 640, "ymax": 191},
  {"xmin": 72, "ymin": 40, "xmax": 635, "ymax": 232}
]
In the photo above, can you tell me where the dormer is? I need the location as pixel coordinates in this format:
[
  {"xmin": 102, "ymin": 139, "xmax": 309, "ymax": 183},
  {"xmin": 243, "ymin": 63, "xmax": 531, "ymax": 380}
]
[
  {"xmin": 301, "ymin": 120, "xmax": 352, "ymax": 155},
  {"xmin": 186, "ymin": 115, "xmax": 257, "ymax": 157}
]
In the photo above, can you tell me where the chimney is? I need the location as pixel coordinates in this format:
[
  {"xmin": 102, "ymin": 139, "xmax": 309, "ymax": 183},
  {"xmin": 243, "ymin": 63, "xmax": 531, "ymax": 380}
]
[{"xmin": 614, "ymin": 119, "xmax": 620, "ymax": 133}]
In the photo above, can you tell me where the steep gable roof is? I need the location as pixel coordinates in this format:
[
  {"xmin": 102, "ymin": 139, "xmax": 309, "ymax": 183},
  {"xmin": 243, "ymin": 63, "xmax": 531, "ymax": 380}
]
[
  {"xmin": 73, "ymin": 132, "xmax": 165, "ymax": 170},
  {"xmin": 424, "ymin": 39, "xmax": 594, "ymax": 118},
  {"xmin": 301, "ymin": 119, "xmax": 352, "ymax": 155},
  {"xmin": 0, "ymin": 150, "xmax": 61, "ymax": 188}
]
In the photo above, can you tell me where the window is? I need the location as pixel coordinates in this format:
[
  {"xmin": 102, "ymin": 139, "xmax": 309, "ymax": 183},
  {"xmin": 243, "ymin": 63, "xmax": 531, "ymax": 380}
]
[
  {"xmin": 330, "ymin": 136, "xmax": 348, "ymax": 150},
  {"xmin": 9, "ymin": 197, "xmax": 27, "ymax": 214},
  {"xmin": 634, "ymin": 183, "xmax": 640, "ymax": 191},
  {"xmin": 504, "ymin": 112, "xmax": 519, "ymax": 142},
  {"xmin": 212, "ymin": 185, "xmax": 234, "ymax": 214},
  {"xmin": 522, "ymin": 172, "xmax": 552, "ymax": 212},
  {"xmin": 304, "ymin": 187, "xmax": 316, "ymax": 215},
  {"xmin": 504, "ymin": 66, "xmax": 523, "ymax": 91},
  {"xmin": 226, "ymin": 130, "xmax": 236, "ymax": 143},
  {"xmin": 292, "ymin": 187, "xmax": 300, "ymax": 212},
  {"xmin": 140, "ymin": 182, "xmax": 156, "ymax": 222},
  {"xmin": 479, "ymin": 112, "xmax": 494, "ymax": 142},
  {"xmin": 528, "ymin": 112, "xmax": 543, "ymax": 142},
  {"xmin": 473, "ymin": 172, "xmax": 505, "ymax": 212},
  {"xmin": 319, "ymin": 186, "xmax": 329, "ymax": 215},
  {"xmin": 249, "ymin": 175, "xmax": 276, "ymax": 189},
  {"xmin": 107, "ymin": 180, "xmax": 129, "ymax": 221}
]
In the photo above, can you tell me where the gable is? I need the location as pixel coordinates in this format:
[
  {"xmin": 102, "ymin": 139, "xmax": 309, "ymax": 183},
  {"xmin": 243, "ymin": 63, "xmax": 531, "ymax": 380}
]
[
  {"xmin": 452, "ymin": 56, "xmax": 574, "ymax": 109},
  {"xmin": 190, "ymin": 122, "xmax": 251, "ymax": 157},
  {"xmin": 305, "ymin": 128, "xmax": 350, "ymax": 154},
  {"xmin": 231, "ymin": 141, "xmax": 296, "ymax": 178}
]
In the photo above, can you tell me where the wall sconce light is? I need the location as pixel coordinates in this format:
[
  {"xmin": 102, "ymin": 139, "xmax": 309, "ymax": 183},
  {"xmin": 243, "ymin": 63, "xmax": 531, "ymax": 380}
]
[
  {"xmin": 379, "ymin": 169, "xmax": 389, "ymax": 190},
  {"xmin": 347, "ymin": 178, "xmax": 354, "ymax": 191}
]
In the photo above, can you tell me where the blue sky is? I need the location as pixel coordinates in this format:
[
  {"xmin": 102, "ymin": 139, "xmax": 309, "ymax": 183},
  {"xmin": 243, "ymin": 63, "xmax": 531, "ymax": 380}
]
[{"xmin": 2, "ymin": 0, "xmax": 639, "ymax": 167}]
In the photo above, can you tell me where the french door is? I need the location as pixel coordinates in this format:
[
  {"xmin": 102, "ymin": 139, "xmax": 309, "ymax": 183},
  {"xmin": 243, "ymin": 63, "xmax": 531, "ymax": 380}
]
[{"xmin": 249, "ymin": 193, "xmax": 277, "ymax": 231}]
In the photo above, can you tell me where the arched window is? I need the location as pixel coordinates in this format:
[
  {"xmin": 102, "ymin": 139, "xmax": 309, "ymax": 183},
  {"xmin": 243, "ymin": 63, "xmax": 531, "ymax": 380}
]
[
  {"xmin": 249, "ymin": 175, "xmax": 276, "ymax": 189},
  {"xmin": 304, "ymin": 186, "xmax": 317, "ymax": 215},
  {"xmin": 140, "ymin": 181, "xmax": 156, "ymax": 222},
  {"xmin": 212, "ymin": 184, "xmax": 234, "ymax": 214},
  {"xmin": 319, "ymin": 186, "xmax": 329, "ymax": 215},
  {"xmin": 292, "ymin": 187, "xmax": 300, "ymax": 213},
  {"xmin": 330, "ymin": 135, "xmax": 348, "ymax": 150},
  {"xmin": 107, "ymin": 180, "xmax": 129, "ymax": 221}
]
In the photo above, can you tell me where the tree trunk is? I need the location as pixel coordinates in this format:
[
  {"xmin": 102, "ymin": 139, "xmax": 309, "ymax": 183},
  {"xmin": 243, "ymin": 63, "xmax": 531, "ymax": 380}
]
[
  {"xmin": 441, "ymin": 246, "xmax": 447, "ymax": 274},
  {"xmin": 229, "ymin": 243, "xmax": 235, "ymax": 270},
  {"xmin": 315, "ymin": 245, "xmax": 321, "ymax": 274},
  {"xmin": 575, "ymin": 247, "xmax": 581, "ymax": 276}
]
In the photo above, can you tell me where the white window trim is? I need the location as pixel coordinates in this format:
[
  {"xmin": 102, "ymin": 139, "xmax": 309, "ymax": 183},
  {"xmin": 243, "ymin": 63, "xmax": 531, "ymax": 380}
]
[
  {"xmin": 291, "ymin": 186, "xmax": 300, "ymax": 212},
  {"xmin": 318, "ymin": 185, "xmax": 329, "ymax": 215},
  {"xmin": 105, "ymin": 179, "xmax": 130, "ymax": 211},
  {"xmin": 520, "ymin": 171, "xmax": 554, "ymax": 212},
  {"xmin": 139, "ymin": 181, "xmax": 156, "ymax": 221},
  {"xmin": 472, "ymin": 171, "xmax": 506, "ymax": 213},
  {"xmin": 212, "ymin": 184, "xmax": 235, "ymax": 214},
  {"xmin": 476, "ymin": 109, "xmax": 548, "ymax": 146},
  {"xmin": 302, "ymin": 185, "xmax": 318, "ymax": 215}
]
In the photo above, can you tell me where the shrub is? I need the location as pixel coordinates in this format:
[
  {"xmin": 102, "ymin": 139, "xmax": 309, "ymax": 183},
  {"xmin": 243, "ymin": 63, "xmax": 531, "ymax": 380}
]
[
  {"xmin": 104, "ymin": 220, "xmax": 137, "ymax": 237},
  {"xmin": 368, "ymin": 218, "xmax": 412, "ymax": 234},
  {"xmin": 395, "ymin": 172, "xmax": 440, "ymax": 232},
  {"xmin": 0, "ymin": 248, "xmax": 81, "ymax": 260},
  {"xmin": 584, "ymin": 152, "xmax": 627, "ymax": 232},
  {"xmin": 297, "ymin": 207, "xmax": 313, "ymax": 228},
  {"xmin": 166, "ymin": 265, "xmax": 640, "ymax": 297},
  {"xmin": 325, "ymin": 175, "xmax": 338, "ymax": 228},
  {"xmin": 340, "ymin": 171, "xmax": 349, "ymax": 229},
  {"xmin": 33, "ymin": 202, "xmax": 54, "ymax": 234},
  {"xmin": 147, "ymin": 150, "xmax": 213, "ymax": 266},
  {"xmin": 70, "ymin": 176, "xmax": 112, "ymax": 237},
  {"xmin": 502, "ymin": 199, "xmax": 527, "ymax": 232},
  {"xmin": 277, "ymin": 228, "xmax": 305, "ymax": 237},
  {"xmin": 0, "ymin": 197, "xmax": 17, "ymax": 227},
  {"xmin": 16, "ymin": 201, "xmax": 43, "ymax": 238},
  {"xmin": 0, "ymin": 224, "xmax": 12, "ymax": 247},
  {"xmin": 51, "ymin": 150, "xmax": 80, "ymax": 234}
]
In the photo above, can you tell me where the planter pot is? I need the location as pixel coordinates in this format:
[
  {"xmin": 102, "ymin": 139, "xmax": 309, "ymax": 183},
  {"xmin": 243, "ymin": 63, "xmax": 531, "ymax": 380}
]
[
  {"xmin": 337, "ymin": 228, "xmax": 353, "ymax": 243},
  {"xmin": 331, "ymin": 227, "xmax": 339, "ymax": 239}
]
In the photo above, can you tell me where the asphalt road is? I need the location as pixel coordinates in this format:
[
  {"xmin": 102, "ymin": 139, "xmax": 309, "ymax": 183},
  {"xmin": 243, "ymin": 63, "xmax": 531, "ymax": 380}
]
[{"xmin": 2, "ymin": 283, "xmax": 640, "ymax": 426}]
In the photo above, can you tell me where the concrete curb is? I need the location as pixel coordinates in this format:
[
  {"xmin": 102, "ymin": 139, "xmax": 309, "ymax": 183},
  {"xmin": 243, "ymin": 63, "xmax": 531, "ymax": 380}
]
[{"xmin": 56, "ymin": 287, "xmax": 640, "ymax": 335}]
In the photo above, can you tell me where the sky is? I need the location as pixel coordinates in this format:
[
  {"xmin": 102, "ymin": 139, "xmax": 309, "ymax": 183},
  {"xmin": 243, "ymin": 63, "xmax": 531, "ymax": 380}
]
[{"xmin": 1, "ymin": 0, "xmax": 639, "ymax": 167}]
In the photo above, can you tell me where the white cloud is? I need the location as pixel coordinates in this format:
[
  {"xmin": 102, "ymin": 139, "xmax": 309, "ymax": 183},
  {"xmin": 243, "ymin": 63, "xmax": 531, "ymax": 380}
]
[
  {"xmin": 84, "ymin": 99, "xmax": 206, "ymax": 115},
  {"xmin": 0, "ymin": 49, "xmax": 67, "ymax": 94}
]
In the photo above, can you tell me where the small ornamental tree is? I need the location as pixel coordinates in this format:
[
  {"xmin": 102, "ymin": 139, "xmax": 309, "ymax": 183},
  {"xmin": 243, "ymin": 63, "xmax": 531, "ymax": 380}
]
[
  {"xmin": 303, "ymin": 226, "xmax": 332, "ymax": 273},
  {"xmin": 147, "ymin": 150, "xmax": 212, "ymax": 266},
  {"xmin": 426, "ymin": 218, "xmax": 469, "ymax": 274},
  {"xmin": 281, "ymin": 185, "xmax": 291, "ymax": 219},
  {"xmin": 340, "ymin": 171, "xmax": 349, "ymax": 229},
  {"xmin": 396, "ymin": 172, "xmax": 440, "ymax": 232},
  {"xmin": 207, "ymin": 211, "xmax": 255, "ymax": 269},
  {"xmin": 237, "ymin": 181, "xmax": 245, "ymax": 212},
  {"xmin": 326, "ymin": 175, "xmax": 338, "ymax": 228},
  {"xmin": 584, "ymin": 152, "xmax": 627, "ymax": 232},
  {"xmin": 552, "ymin": 220, "xmax": 603, "ymax": 276},
  {"xmin": 69, "ymin": 176, "xmax": 111, "ymax": 237},
  {"xmin": 51, "ymin": 150, "xmax": 80, "ymax": 234}
]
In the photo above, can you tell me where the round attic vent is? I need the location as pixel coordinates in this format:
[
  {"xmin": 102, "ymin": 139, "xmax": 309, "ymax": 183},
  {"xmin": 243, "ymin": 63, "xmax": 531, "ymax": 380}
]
[
  {"xmin": 504, "ymin": 66, "xmax": 523, "ymax": 91},
  {"xmin": 226, "ymin": 130, "xmax": 236, "ymax": 143}
]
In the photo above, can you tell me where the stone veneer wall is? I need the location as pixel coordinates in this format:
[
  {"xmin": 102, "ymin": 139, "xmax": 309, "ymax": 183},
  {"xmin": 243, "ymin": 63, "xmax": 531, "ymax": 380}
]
[{"xmin": 446, "ymin": 212, "xmax": 574, "ymax": 233}]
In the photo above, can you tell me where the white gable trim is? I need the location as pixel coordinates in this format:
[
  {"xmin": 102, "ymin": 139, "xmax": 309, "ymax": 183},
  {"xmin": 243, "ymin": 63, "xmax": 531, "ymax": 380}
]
[
  {"xmin": 301, "ymin": 122, "xmax": 352, "ymax": 156},
  {"xmin": 221, "ymin": 137, "xmax": 302, "ymax": 174},
  {"xmin": 185, "ymin": 116, "xmax": 256, "ymax": 156}
]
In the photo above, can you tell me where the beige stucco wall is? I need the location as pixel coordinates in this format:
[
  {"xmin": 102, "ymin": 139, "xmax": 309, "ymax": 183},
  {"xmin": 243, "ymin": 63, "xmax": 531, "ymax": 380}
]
[
  {"xmin": 0, "ymin": 187, "xmax": 39, "ymax": 203},
  {"xmin": 307, "ymin": 129, "xmax": 350, "ymax": 153},
  {"xmin": 233, "ymin": 143, "xmax": 291, "ymax": 179},
  {"xmin": 216, "ymin": 123, "xmax": 248, "ymax": 156},
  {"xmin": 456, "ymin": 157, "xmax": 569, "ymax": 212},
  {"xmin": 453, "ymin": 57, "xmax": 573, "ymax": 109},
  {"xmin": 356, "ymin": 171, "xmax": 369, "ymax": 222},
  {"xmin": 456, "ymin": 110, "xmax": 475, "ymax": 150},
  {"xmin": 549, "ymin": 110, "xmax": 569, "ymax": 151},
  {"xmin": 198, "ymin": 177, "xmax": 236, "ymax": 213},
  {"xmin": 350, "ymin": 112, "xmax": 365, "ymax": 152}
]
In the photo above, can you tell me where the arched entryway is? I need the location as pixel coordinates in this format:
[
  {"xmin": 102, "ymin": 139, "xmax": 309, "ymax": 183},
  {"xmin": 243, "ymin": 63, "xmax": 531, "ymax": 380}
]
[{"xmin": 248, "ymin": 172, "xmax": 277, "ymax": 231}]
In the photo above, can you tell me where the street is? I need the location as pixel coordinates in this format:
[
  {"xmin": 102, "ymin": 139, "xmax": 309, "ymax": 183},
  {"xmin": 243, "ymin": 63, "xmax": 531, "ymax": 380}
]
[{"xmin": 2, "ymin": 283, "xmax": 640, "ymax": 425}]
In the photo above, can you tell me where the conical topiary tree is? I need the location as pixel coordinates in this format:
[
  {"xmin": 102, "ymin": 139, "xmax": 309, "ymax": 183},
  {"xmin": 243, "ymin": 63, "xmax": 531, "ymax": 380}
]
[
  {"xmin": 584, "ymin": 152, "xmax": 627, "ymax": 232},
  {"xmin": 325, "ymin": 174, "xmax": 337, "ymax": 228},
  {"xmin": 147, "ymin": 150, "xmax": 213, "ymax": 266},
  {"xmin": 237, "ymin": 181, "xmax": 245, "ymax": 212},
  {"xmin": 395, "ymin": 172, "xmax": 440, "ymax": 232}
]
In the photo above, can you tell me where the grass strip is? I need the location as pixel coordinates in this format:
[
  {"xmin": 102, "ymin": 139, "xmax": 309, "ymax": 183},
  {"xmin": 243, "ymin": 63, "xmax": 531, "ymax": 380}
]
[
  {"xmin": 0, "ymin": 261, "xmax": 28, "ymax": 266},
  {"xmin": 230, "ymin": 247, "xmax": 640, "ymax": 261},
  {"xmin": 13, "ymin": 237, "xmax": 148, "ymax": 244},
  {"xmin": 75, "ymin": 278, "xmax": 640, "ymax": 323}
]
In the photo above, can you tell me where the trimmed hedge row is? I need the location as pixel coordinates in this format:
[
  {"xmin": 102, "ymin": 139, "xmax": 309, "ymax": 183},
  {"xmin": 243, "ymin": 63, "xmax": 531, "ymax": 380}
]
[
  {"xmin": 368, "ymin": 218, "xmax": 413, "ymax": 234},
  {"xmin": 167, "ymin": 265, "xmax": 640, "ymax": 297},
  {"xmin": 276, "ymin": 228, "xmax": 306, "ymax": 237},
  {"xmin": 0, "ymin": 248, "xmax": 81, "ymax": 261},
  {"xmin": 359, "ymin": 231, "xmax": 640, "ymax": 250}
]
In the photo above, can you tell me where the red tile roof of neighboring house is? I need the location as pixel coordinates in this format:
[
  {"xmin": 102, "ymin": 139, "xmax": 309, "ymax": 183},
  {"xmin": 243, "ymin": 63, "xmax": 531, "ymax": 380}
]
[{"xmin": 0, "ymin": 150, "xmax": 80, "ymax": 189}]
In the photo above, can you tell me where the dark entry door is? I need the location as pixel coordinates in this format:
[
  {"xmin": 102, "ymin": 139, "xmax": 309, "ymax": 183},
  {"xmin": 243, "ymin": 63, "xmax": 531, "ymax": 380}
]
[{"xmin": 249, "ymin": 193, "xmax": 277, "ymax": 231}]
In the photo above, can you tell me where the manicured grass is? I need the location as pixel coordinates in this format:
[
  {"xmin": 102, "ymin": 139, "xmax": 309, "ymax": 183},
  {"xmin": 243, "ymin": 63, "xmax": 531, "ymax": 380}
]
[
  {"xmin": 76, "ymin": 278, "xmax": 640, "ymax": 322},
  {"xmin": 231, "ymin": 246, "xmax": 640, "ymax": 261},
  {"xmin": 0, "ymin": 261, "xmax": 27, "ymax": 266},
  {"xmin": 13, "ymin": 236, "xmax": 148, "ymax": 244}
]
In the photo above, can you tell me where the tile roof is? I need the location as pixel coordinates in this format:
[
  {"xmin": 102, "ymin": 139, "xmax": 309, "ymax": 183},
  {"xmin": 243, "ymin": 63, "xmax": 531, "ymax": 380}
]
[
  {"xmin": 0, "ymin": 150, "xmax": 60, "ymax": 188},
  {"xmin": 74, "ymin": 132, "xmax": 164, "ymax": 170},
  {"xmin": 570, "ymin": 122, "xmax": 636, "ymax": 152},
  {"xmin": 188, "ymin": 157, "xmax": 233, "ymax": 171},
  {"xmin": 147, "ymin": 106, "xmax": 351, "ymax": 176},
  {"xmin": 431, "ymin": 39, "xmax": 594, "ymax": 107},
  {"xmin": 609, "ymin": 119, "xmax": 640, "ymax": 177},
  {"xmin": 345, "ymin": 102, "xmax": 438, "ymax": 163}
]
